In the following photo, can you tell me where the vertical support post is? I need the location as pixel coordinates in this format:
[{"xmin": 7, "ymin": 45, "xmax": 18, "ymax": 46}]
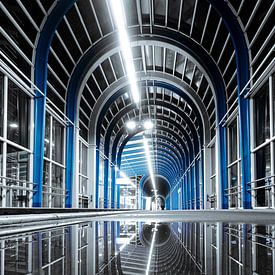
[
  {"xmin": 269, "ymin": 76, "xmax": 274, "ymax": 208},
  {"xmin": 88, "ymin": 144, "xmax": 96, "ymax": 208},
  {"xmin": 33, "ymin": 93, "xmax": 46, "ymax": 207},
  {"xmin": 204, "ymin": 146, "xmax": 211, "ymax": 209},
  {"xmin": 195, "ymin": 159, "xmax": 200, "ymax": 209},
  {"xmin": 95, "ymin": 149, "xmax": 100, "ymax": 208},
  {"xmin": 217, "ymin": 125, "xmax": 228, "ymax": 209},
  {"xmin": 65, "ymin": 123, "xmax": 75, "ymax": 208},
  {"xmin": 71, "ymin": 225, "xmax": 79, "ymax": 274},
  {"xmin": 103, "ymin": 159, "xmax": 109, "ymax": 209},
  {"xmin": 72, "ymin": 127, "xmax": 79, "ymax": 208},
  {"xmin": 111, "ymin": 165, "xmax": 115, "ymax": 209},
  {"xmin": 87, "ymin": 222, "xmax": 96, "ymax": 274},
  {"xmin": 2, "ymin": 76, "xmax": 8, "ymax": 207}
]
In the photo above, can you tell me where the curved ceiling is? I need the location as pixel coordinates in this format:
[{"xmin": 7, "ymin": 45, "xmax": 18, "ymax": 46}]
[
  {"xmin": 1, "ymin": 0, "xmax": 273, "ymax": 200},
  {"xmin": 42, "ymin": 0, "xmax": 241, "ymax": 190}
]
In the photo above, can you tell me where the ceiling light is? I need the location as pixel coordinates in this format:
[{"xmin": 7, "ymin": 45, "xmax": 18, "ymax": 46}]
[
  {"xmin": 109, "ymin": 0, "xmax": 140, "ymax": 104},
  {"xmin": 9, "ymin": 123, "xmax": 18, "ymax": 128},
  {"xmin": 126, "ymin": 121, "xmax": 136, "ymax": 130},
  {"xmin": 116, "ymin": 170, "xmax": 136, "ymax": 188},
  {"xmin": 144, "ymin": 120, "xmax": 153, "ymax": 130}
]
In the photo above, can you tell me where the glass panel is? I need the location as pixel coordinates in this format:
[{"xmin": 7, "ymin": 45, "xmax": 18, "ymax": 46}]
[
  {"xmin": 228, "ymin": 119, "xmax": 238, "ymax": 163},
  {"xmin": 52, "ymin": 118, "xmax": 64, "ymax": 164},
  {"xmin": 44, "ymin": 113, "xmax": 50, "ymax": 158},
  {"xmin": 254, "ymin": 82, "xmax": 270, "ymax": 147},
  {"xmin": 79, "ymin": 177, "xmax": 88, "ymax": 195},
  {"xmin": 211, "ymin": 145, "xmax": 216, "ymax": 175},
  {"xmin": 0, "ymin": 73, "xmax": 4, "ymax": 137},
  {"xmin": 43, "ymin": 160, "xmax": 50, "ymax": 208},
  {"xmin": 6, "ymin": 145, "xmax": 29, "ymax": 181},
  {"xmin": 229, "ymin": 164, "xmax": 238, "ymax": 208},
  {"xmin": 52, "ymin": 164, "xmax": 64, "ymax": 208},
  {"xmin": 6, "ymin": 145, "xmax": 30, "ymax": 207},
  {"xmin": 82, "ymin": 144, "xmax": 88, "ymax": 176},
  {"xmin": 7, "ymin": 81, "xmax": 29, "ymax": 148},
  {"xmin": 255, "ymin": 145, "xmax": 271, "ymax": 207}
]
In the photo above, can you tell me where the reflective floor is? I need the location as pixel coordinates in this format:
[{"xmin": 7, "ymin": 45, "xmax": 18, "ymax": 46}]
[{"xmin": 1, "ymin": 218, "xmax": 275, "ymax": 274}]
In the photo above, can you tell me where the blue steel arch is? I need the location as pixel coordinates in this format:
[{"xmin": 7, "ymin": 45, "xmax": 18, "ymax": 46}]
[
  {"xmin": 123, "ymin": 133, "xmax": 187, "ymax": 170},
  {"xmin": 113, "ymin": 125, "xmax": 193, "ymax": 204},
  {"xmin": 100, "ymin": 93, "xmax": 200, "ymax": 208},
  {"xmin": 105, "ymin": 110, "xmax": 195, "ymax": 164},
  {"xmin": 209, "ymin": 0, "xmax": 251, "ymax": 208},
  {"xmin": 116, "ymin": 126, "xmax": 191, "ymax": 169},
  {"xmin": 122, "ymin": 141, "xmax": 184, "ymax": 170},
  {"xmin": 33, "ymin": 1, "xmax": 252, "ymax": 208},
  {"xmin": 33, "ymin": 0, "xmax": 76, "ymax": 207},
  {"xmin": 122, "ymin": 149, "xmax": 181, "ymax": 175},
  {"xmin": 108, "ymin": 125, "xmax": 191, "ymax": 208},
  {"xmin": 67, "ymin": 31, "xmax": 222, "ymax": 208}
]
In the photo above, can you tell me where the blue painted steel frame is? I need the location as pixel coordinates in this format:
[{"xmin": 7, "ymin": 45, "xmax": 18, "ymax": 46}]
[
  {"xmin": 35, "ymin": 3, "xmax": 251, "ymax": 210},
  {"xmin": 33, "ymin": 0, "xmax": 76, "ymax": 207},
  {"xmin": 64, "ymin": 30, "xmax": 223, "ymax": 209},
  {"xmin": 209, "ymin": 0, "xmax": 251, "ymax": 209}
]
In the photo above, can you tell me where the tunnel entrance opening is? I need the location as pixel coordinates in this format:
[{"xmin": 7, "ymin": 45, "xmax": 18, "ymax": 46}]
[{"xmin": 142, "ymin": 176, "xmax": 170, "ymax": 210}]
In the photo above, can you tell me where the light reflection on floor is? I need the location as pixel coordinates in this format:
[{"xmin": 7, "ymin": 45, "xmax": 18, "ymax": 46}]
[{"xmin": 0, "ymin": 220, "xmax": 274, "ymax": 274}]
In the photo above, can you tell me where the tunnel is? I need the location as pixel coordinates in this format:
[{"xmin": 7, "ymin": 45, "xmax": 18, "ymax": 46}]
[{"xmin": 0, "ymin": 0, "xmax": 274, "ymax": 274}]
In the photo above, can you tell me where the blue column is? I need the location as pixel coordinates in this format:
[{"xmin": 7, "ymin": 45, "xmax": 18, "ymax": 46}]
[
  {"xmin": 95, "ymin": 150, "xmax": 100, "ymax": 208},
  {"xmin": 104, "ymin": 159, "xmax": 109, "ymax": 208},
  {"xmin": 33, "ymin": 0, "xmax": 76, "ymax": 207},
  {"xmin": 219, "ymin": 125, "xmax": 228, "ymax": 209},
  {"xmin": 191, "ymin": 168, "xmax": 195, "ymax": 209},
  {"xmin": 111, "ymin": 166, "xmax": 115, "ymax": 209},
  {"xmin": 209, "ymin": 0, "xmax": 251, "ymax": 209},
  {"xmin": 33, "ymin": 94, "xmax": 46, "ymax": 207}
]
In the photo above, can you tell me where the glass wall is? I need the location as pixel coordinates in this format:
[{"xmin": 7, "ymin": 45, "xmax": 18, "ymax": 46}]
[
  {"xmin": 0, "ymin": 71, "xmax": 33, "ymax": 207},
  {"xmin": 227, "ymin": 118, "xmax": 242, "ymax": 208},
  {"xmin": 79, "ymin": 138, "xmax": 89, "ymax": 208},
  {"xmin": 252, "ymin": 73, "xmax": 275, "ymax": 208},
  {"xmin": 43, "ymin": 112, "xmax": 65, "ymax": 208},
  {"xmin": 209, "ymin": 143, "xmax": 216, "ymax": 208},
  {"xmin": 98, "ymin": 155, "xmax": 104, "ymax": 208}
]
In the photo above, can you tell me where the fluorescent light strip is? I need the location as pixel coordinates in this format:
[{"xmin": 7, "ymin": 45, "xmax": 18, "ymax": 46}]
[
  {"xmin": 116, "ymin": 170, "xmax": 136, "ymax": 188},
  {"xmin": 143, "ymin": 136, "xmax": 157, "ymax": 196},
  {"xmin": 145, "ymin": 224, "xmax": 158, "ymax": 275},
  {"xmin": 109, "ymin": 0, "xmax": 139, "ymax": 103},
  {"xmin": 115, "ymin": 234, "xmax": 136, "ymax": 255}
]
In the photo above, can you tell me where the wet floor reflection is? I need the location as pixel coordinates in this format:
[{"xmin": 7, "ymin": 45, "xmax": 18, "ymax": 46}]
[{"xmin": 0, "ymin": 221, "xmax": 275, "ymax": 274}]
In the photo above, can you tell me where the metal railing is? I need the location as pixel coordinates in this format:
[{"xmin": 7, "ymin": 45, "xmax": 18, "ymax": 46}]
[
  {"xmin": 248, "ymin": 175, "xmax": 275, "ymax": 208},
  {"xmin": 225, "ymin": 185, "xmax": 242, "ymax": 208},
  {"xmin": 0, "ymin": 176, "xmax": 37, "ymax": 207}
]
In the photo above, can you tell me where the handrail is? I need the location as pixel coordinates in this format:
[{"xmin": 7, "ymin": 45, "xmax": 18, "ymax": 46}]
[
  {"xmin": 0, "ymin": 176, "xmax": 37, "ymax": 185},
  {"xmin": 247, "ymin": 175, "xmax": 275, "ymax": 185}
]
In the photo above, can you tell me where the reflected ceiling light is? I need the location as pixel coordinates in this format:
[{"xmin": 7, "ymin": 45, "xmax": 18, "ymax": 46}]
[
  {"xmin": 9, "ymin": 123, "xmax": 18, "ymax": 128},
  {"xmin": 143, "ymin": 136, "xmax": 157, "ymax": 197},
  {"xmin": 145, "ymin": 224, "xmax": 158, "ymax": 275},
  {"xmin": 109, "ymin": 0, "xmax": 140, "ymax": 104},
  {"xmin": 143, "ymin": 120, "xmax": 153, "ymax": 130},
  {"xmin": 126, "ymin": 121, "xmax": 136, "ymax": 130},
  {"xmin": 117, "ymin": 233, "xmax": 136, "ymax": 253}
]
